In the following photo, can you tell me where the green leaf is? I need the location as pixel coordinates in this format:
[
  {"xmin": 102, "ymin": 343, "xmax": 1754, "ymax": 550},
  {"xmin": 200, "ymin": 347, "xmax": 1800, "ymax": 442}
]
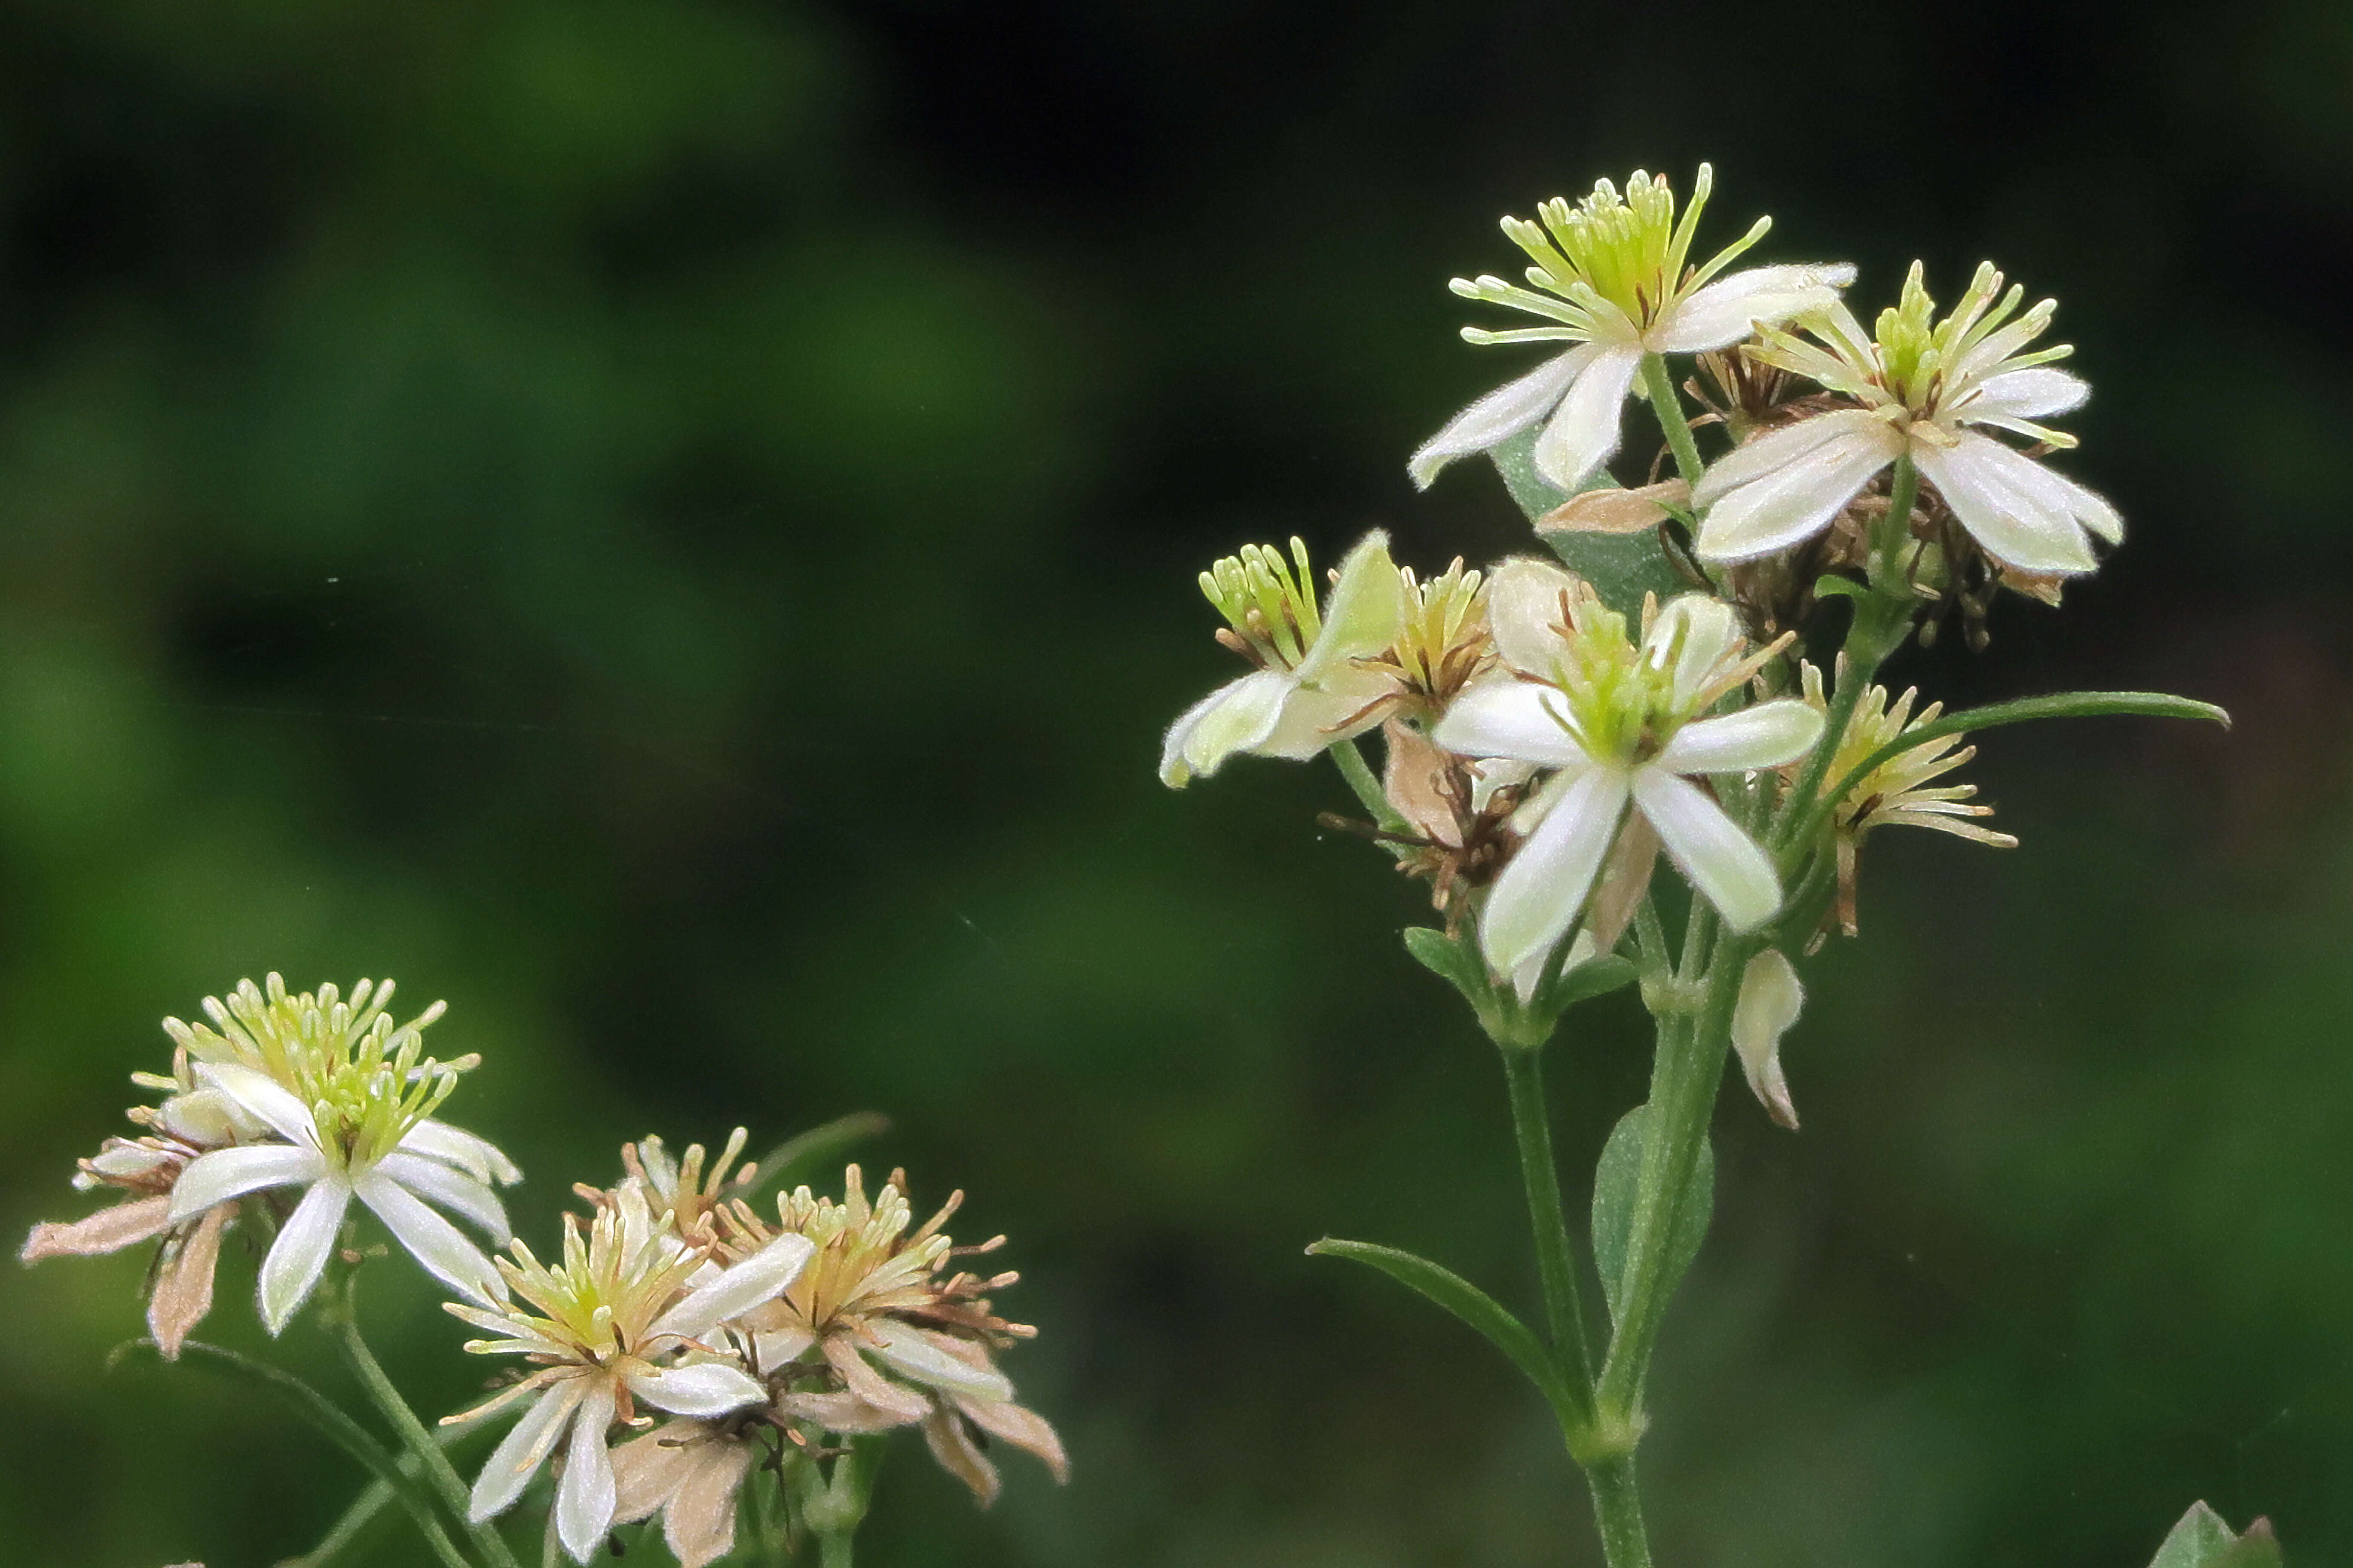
[
  {"xmin": 1544, "ymin": 954, "xmax": 1638, "ymax": 1012},
  {"xmin": 1307, "ymin": 1238, "xmax": 1580, "ymax": 1424},
  {"xmin": 1590, "ymin": 1104, "xmax": 1715, "ymax": 1326},
  {"xmin": 2148, "ymin": 1502, "xmax": 2283, "ymax": 1568},
  {"xmin": 1487, "ymin": 428, "xmax": 1688, "ymax": 617},
  {"xmin": 1402, "ymin": 926, "xmax": 1488, "ymax": 1001},
  {"xmin": 115, "ymin": 1338, "xmax": 474, "ymax": 1568}
]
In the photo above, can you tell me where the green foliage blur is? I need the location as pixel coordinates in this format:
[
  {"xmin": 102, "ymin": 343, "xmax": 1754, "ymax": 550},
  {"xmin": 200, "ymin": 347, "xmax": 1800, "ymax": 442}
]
[{"xmin": 4, "ymin": 2, "xmax": 2351, "ymax": 1564}]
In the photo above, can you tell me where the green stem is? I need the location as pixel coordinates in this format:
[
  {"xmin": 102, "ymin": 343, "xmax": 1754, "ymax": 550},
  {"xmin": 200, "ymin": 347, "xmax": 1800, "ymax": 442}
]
[
  {"xmin": 1639, "ymin": 354, "xmax": 1706, "ymax": 488},
  {"xmin": 1498, "ymin": 1045, "xmax": 1600, "ymax": 1400},
  {"xmin": 1331, "ymin": 738, "xmax": 1397, "ymax": 827},
  {"xmin": 331, "ymin": 1275, "xmax": 522, "ymax": 1568},
  {"xmin": 821, "ymin": 1530, "xmax": 855, "ymax": 1568},
  {"xmin": 1585, "ymin": 1453, "xmax": 1655, "ymax": 1568},
  {"xmin": 1868, "ymin": 451, "xmax": 1921, "ymax": 592}
]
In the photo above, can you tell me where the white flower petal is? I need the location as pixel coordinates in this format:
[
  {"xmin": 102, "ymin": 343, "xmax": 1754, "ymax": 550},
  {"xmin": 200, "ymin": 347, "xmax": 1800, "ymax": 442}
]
[
  {"xmin": 469, "ymin": 1376, "xmax": 587, "ymax": 1522},
  {"xmin": 1509, "ymin": 928, "xmax": 1596, "ymax": 1006},
  {"xmin": 1479, "ymin": 767, "xmax": 1632, "ymax": 977},
  {"xmin": 1409, "ymin": 347, "xmax": 1596, "ymax": 489},
  {"xmin": 868, "ymin": 1323, "xmax": 1017, "ymax": 1402},
  {"xmin": 1256, "ymin": 665, "xmax": 1394, "ymax": 760},
  {"xmin": 1293, "ymin": 531, "xmax": 1407, "ymax": 683},
  {"xmin": 1532, "ymin": 342, "xmax": 1644, "ymax": 491},
  {"xmin": 1911, "ymin": 434, "xmax": 2099, "ymax": 574},
  {"xmin": 556, "ymin": 1383, "xmax": 620, "ymax": 1563},
  {"xmin": 1960, "ymin": 365, "xmax": 2088, "ymax": 424},
  {"xmin": 1485, "ymin": 556, "xmax": 1584, "ymax": 676},
  {"xmin": 376, "ymin": 1150, "xmax": 510, "ymax": 1244},
  {"xmin": 258, "ymin": 1177, "xmax": 352, "ymax": 1335},
  {"xmin": 665, "ymin": 1439, "xmax": 753, "ymax": 1568},
  {"xmin": 1691, "ymin": 406, "xmax": 1889, "ymax": 505},
  {"xmin": 354, "ymin": 1171, "xmax": 503, "ymax": 1305},
  {"xmin": 1643, "ymin": 594, "xmax": 1744, "ymax": 710},
  {"xmin": 1731, "ymin": 949, "xmax": 1805, "ymax": 1129},
  {"xmin": 1656, "ymin": 700, "xmax": 1824, "ymax": 774},
  {"xmin": 158, "ymin": 1089, "xmax": 242, "ymax": 1148},
  {"xmin": 168, "ymin": 1144, "xmax": 327, "ymax": 1223},
  {"xmin": 1692, "ymin": 415, "xmax": 1901, "ymax": 563},
  {"xmin": 401, "ymin": 1119, "xmax": 523, "ymax": 1187},
  {"xmin": 1630, "ymin": 768, "xmax": 1782, "ymax": 933},
  {"xmin": 1964, "ymin": 431, "xmax": 2123, "ymax": 543},
  {"xmin": 193, "ymin": 1062, "xmax": 321, "ymax": 1149},
  {"xmin": 611, "ymin": 1422, "xmax": 703, "ymax": 1526},
  {"xmin": 1159, "ymin": 669, "xmax": 1293, "ymax": 787},
  {"xmin": 628, "ymin": 1362, "xmax": 769, "ymax": 1418},
  {"xmin": 1431, "ymin": 680, "xmax": 1591, "ymax": 769},
  {"xmin": 653, "ymin": 1234, "xmax": 814, "ymax": 1344},
  {"xmin": 1653, "ymin": 262, "xmax": 1858, "ymax": 353}
]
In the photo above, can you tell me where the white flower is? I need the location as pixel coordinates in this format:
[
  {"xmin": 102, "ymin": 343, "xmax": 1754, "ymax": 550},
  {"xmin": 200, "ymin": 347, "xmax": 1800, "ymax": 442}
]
[
  {"xmin": 446, "ymin": 1187, "xmax": 813, "ymax": 1564},
  {"xmin": 1730, "ymin": 949, "xmax": 1804, "ymax": 1129},
  {"xmin": 1160, "ymin": 532, "xmax": 1410, "ymax": 786},
  {"xmin": 1412, "ymin": 165, "xmax": 1855, "ymax": 492},
  {"xmin": 1431, "ymin": 566, "xmax": 1821, "ymax": 976},
  {"xmin": 1691, "ymin": 261, "xmax": 2120, "ymax": 574},
  {"xmin": 161, "ymin": 981, "xmax": 519, "ymax": 1334}
]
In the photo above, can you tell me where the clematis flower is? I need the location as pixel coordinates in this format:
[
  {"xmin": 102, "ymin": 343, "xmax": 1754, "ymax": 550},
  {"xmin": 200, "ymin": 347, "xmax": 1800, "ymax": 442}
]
[
  {"xmin": 1431, "ymin": 566, "xmax": 1821, "ymax": 976},
  {"xmin": 21, "ymin": 1129, "xmax": 236, "ymax": 1359},
  {"xmin": 1160, "ymin": 532, "xmax": 1409, "ymax": 786},
  {"xmin": 1795, "ymin": 659, "xmax": 2017, "ymax": 937},
  {"xmin": 1692, "ymin": 261, "xmax": 2119, "ymax": 574},
  {"xmin": 720, "ymin": 1165, "xmax": 1068, "ymax": 1507},
  {"xmin": 161, "ymin": 976, "xmax": 519, "ymax": 1333},
  {"xmin": 1412, "ymin": 165, "xmax": 1855, "ymax": 492},
  {"xmin": 445, "ymin": 1186, "xmax": 813, "ymax": 1563}
]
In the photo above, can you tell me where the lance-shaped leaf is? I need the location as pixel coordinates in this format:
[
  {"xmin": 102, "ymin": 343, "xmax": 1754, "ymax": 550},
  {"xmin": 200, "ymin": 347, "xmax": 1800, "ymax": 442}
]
[
  {"xmin": 1306, "ymin": 1239, "xmax": 1582, "ymax": 1426},
  {"xmin": 1591, "ymin": 1104, "xmax": 1715, "ymax": 1326},
  {"xmin": 1402, "ymin": 927, "xmax": 1491, "ymax": 1002},
  {"xmin": 1488, "ymin": 427, "xmax": 1687, "ymax": 617},
  {"xmin": 2147, "ymin": 1501, "xmax": 2283, "ymax": 1568}
]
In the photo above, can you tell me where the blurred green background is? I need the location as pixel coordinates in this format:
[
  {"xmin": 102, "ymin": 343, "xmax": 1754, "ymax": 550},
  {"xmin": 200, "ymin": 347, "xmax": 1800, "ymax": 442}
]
[{"xmin": 2, "ymin": 1, "xmax": 2349, "ymax": 1564}]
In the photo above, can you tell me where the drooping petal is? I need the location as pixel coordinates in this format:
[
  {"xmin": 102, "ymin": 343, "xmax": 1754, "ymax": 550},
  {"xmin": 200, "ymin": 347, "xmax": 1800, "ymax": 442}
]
[
  {"xmin": 191, "ymin": 1062, "xmax": 321, "ymax": 1149},
  {"xmin": 923, "ymin": 1403, "xmax": 1002, "ymax": 1506},
  {"xmin": 1910, "ymin": 435, "xmax": 2099, "ymax": 574},
  {"xmin": 1533, "ymin": 342, "xmax": 1644, "ymax": 491},
  {"xmin": 354, "ymin": 1171, "xmax": 503, "ymax": 1306},
  {"xmin": 556, "ymin": 1382, "xmax": 620, "ymax": 1564},
  {"xmin": 653, "ymin": 1234, "xmax": 814, "ymax": 1344},
  {"xmin": 1962, "ymin": 430, "xmax": 2123, "ymax": 543},
  {"xmin": 468, "ymin": 1374, "xmax": 586, "ymax": 1521},
  {"xmin": 868, "ymin": 1323, "xmax": 1017, "ymax": 1402},
  {"xmin": 822, "ymin": 1334, "xmax": 933, "ymax": 1424},
  {"xmin": 611, "ymin": 1422, "xmax": 703, "ymax": 1526},
  {"xmin": 1292, "ymin": 531, "xmax": 1409, "ymax": 683},
  {"xmin": 1731, "ymin": 949, "xmax": 1805, "ymax": 1130},
  {"xmin": 627, "ymin": 1361, "xmax": 769, "ymax": 1419},
  {"xmin": 1430, "ymin": 680, "xmax": 1591, "ymax": 770},
  {"xmin": 168, "ymin": 1144, "xmax": 327, "ymax": 1223},
  {"xmin": 148, "ymin": 1203, "xmax": 231, "ymax": 1359},
  {"xmin": 666, "ymin": 1439, "xmax": 754, "ymax": 1567},
  {"xmin": 1692, "ymin": 414, "xmax": 1902, "ymax": 563},
  {"xmin": 21, "ymin": 1195, "xmax": 175, "ymax": 1261},
  {"xmin": 779, "ymin": 1388, "xmax": 919, "ymax": 1433},
  {"xmin": 1656, "ymin": 700, "xmax": 1824, "ymax": 774},
  {"xmin": 1479, "ymin": 767, "xmax": 1632, "ymax": 977},
  {"xmin": 1409, "ymin": 348, "xmax": 1595, "ymax": 489},
  {"xmin": 1653, "ymin": 262, "xmax": 1858, "ymax": 353},
  {"xmin": 1485, "ymin": 556, "xmax": 1585, "ymax": 677},
  {"xmin": 1959, "ymin": 365, "xmax": 2088, "ymax": 425},
  {"xmin": 1158, "ymin": 669, "xmax": 1294, "ymax": 787},
  {"xmin": 1630, "ymin": 768, "xmax": 1782, "ymax": 933},
  {"xmin": 953, "ymin": 1394, "xmax": 1072, "ymax": 1485},
  {"xmin": 258, "ymin": 1177, "xmax": 353, "ymax": 1335},
  {"xmin": 376, "ymin": 1151, "xmax": 510, "ymax": 1244},
  {"xmin": 401, "ymin": 1119, "xmax": 524, "ymax": 1187}
]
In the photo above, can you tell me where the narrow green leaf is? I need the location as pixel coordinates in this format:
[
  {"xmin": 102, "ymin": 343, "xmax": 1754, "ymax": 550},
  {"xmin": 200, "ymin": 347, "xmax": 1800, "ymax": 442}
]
[
  {"xmin": 2148, "ymin": 1502, "xmax": 2283, "ymax": 1568},
  {"xmin": 115, "ymin": 1338, "xmax": 474, "ymax": 1568},
  {"xmin": 1488, "ymin": 429, "xmax": 1688, "ymax": 619},
  {"xmin": 1590, "ymin": 1104, "xmax": 1715, "ymax": 1326},
  {"xmin": 1402, "ymin": 927, "xmax": 1488, "ymax": 1000},
  {"xmin": 1545, "ymin": 954, "xmax": 1638, "ymax": 1012},
  {"xmin": 746, "ymin": 1112, "xmax": 893, "ymax": 1201},
  {"xmin": 1307, "ymin": 1238, "xmax": 1579, "ymax": 1422}
]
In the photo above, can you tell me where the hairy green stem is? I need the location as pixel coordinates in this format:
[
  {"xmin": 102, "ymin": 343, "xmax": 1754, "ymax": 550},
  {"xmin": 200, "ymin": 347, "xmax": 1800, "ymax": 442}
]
[
  {"xmin": 332, "ymin": 1275, "xmax": 521, "ymax": 1568},
  {"xmin": 1585, "ymin": 1453, "xmax": 1655, "ymax": 1568},
  {"xmin": 1332, "ymin": 738, "xmax": 1397, "ymax": 827},
  {"xmin": 1498, "ymin": 1045, "xmax": 1600, "ymax": 1400},
  {"xmin": 1639, "ymin": 354, "xmax": 1707, "ymax": 488}
]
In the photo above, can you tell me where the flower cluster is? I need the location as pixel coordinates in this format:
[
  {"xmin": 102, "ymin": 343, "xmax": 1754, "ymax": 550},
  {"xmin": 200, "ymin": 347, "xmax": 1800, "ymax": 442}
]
[
  {"xmin": 21, "ymin": 975, "xmax": 519, "ymax": 1344},
  {"xmin": 449, "ymin": 1142, "xmax": 1063, "ymax": 1565}
]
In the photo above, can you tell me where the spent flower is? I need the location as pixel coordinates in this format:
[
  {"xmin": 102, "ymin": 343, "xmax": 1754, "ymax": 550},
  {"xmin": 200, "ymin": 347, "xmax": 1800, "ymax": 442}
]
[{"xmin": 1412, "ymin": 166, "xmax": 1854, "ymax": 491}]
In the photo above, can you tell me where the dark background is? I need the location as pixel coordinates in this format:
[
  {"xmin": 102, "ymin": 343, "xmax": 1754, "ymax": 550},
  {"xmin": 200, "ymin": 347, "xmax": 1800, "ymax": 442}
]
[{"xmin": 4, "ymin": 2, "xmax": 2350, "ymax": 1564}]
